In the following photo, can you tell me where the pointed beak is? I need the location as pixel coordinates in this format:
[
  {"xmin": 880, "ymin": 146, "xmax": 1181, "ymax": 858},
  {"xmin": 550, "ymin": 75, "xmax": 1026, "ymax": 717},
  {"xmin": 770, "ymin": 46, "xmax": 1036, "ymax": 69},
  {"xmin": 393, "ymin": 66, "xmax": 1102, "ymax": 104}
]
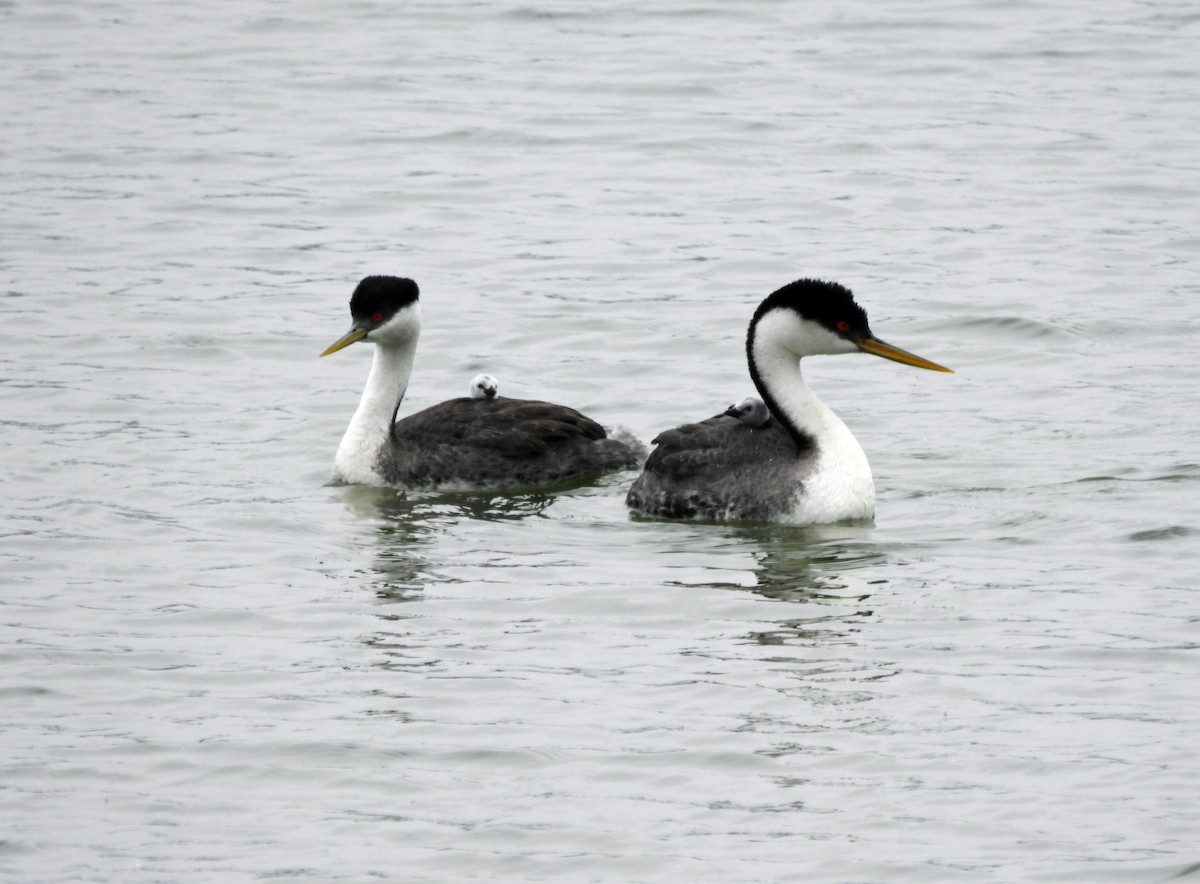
[
  {"xmin": 319, "ymin": 327, "xmax": 369, "ymax": 357},
  {"xmin": 856, "ymin": 336, "xmax": 953, "ymax": 373}
]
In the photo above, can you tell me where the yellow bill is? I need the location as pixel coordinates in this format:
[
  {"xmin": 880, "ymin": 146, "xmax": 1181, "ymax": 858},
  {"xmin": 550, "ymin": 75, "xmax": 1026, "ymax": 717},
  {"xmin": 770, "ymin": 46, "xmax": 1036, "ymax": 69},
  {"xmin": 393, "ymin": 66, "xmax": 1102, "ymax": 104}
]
[
  {"xmin": 857, "ymin": 337, "xmax": 953, "ymax": 373},
  {"xmin": 320, "ymin": 327, "xmax": 369, "ymax": 358}
]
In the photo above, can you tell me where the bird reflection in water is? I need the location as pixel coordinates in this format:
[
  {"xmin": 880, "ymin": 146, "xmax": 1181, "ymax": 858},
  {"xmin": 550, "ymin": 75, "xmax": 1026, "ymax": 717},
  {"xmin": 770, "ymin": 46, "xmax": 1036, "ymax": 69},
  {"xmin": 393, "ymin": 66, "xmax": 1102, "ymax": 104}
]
[
  {"xmin": 661, "ymin": 521, "xmax": 887, "ymax": 648},
  {"xmin": 747, "ymin": 531, "xmax": 884, "ymax": 650},
  {"xmin": 336, "ymin": 485, "xmax": 557, "ymax": 605}
]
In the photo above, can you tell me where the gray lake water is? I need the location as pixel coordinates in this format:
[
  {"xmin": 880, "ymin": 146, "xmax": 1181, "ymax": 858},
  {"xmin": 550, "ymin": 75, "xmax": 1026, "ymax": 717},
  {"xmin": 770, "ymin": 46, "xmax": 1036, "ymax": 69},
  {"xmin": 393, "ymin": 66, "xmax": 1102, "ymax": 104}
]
[{"xmin": 3, "ymin": 1, "xmax": 1199, "ymax": 881}]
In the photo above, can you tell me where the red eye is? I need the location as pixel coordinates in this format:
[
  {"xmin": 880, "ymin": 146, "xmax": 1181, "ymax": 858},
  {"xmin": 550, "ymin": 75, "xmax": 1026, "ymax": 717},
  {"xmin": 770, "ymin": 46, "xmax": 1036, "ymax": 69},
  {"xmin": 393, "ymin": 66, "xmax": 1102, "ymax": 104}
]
[
  {"xmin": 372, "ymin": 312, "xmax": 383, "ymax": 323},
  {"xmin": 836, "ymin": 320, "xmax": 850, "ymax": 332}
]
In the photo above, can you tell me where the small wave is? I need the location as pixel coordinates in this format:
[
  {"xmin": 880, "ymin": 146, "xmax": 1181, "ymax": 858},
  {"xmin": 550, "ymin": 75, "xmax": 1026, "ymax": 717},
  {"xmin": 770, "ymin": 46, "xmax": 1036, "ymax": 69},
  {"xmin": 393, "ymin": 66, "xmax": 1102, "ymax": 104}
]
[
  {"xmin": 945, "ymin": 315, "xmax": 1070, "ymax": 341},
  {"xmin": 1125, "ymin": 525, "xmax": 1199, "ymax": 542}
]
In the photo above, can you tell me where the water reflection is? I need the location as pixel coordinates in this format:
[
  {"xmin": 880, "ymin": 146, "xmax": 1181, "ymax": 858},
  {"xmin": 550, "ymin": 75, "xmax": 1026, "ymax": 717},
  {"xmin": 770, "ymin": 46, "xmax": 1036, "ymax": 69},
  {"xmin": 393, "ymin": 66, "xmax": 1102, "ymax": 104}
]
[
  {"xmin": 338, "ymin": 481, "xmax": 895, "ymax": 685},
  {"xmin": 638, "ymin": 519, "xmax": 890, "ymax": 655},
  {"xmin": 339, "ymin": 484, "xmax": 557, "ymax": 526},
  {"xmin": 659, "ymin": 521, "xmax": 884, "ymax": 600},
  {"xmin": 729, "ymin": 522, "xmax": 884, "ymax": 604},
  {"xmin": 738, "ymin": 530, "xmax": 882, "ymax": 649},
  {"xmin": 335, "ymin": 484, "xmax": 558, "ymax": 604}
]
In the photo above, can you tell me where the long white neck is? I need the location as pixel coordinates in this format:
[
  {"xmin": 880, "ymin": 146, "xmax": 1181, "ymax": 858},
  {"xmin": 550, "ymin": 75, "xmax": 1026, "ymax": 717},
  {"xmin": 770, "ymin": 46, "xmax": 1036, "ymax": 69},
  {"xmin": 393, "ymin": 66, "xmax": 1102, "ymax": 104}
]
[
  {"xmin": 749, "ymin": 313, "xmax": 875, "ymax": 521},
  {"xmin": 331, "ymin": 341, "xmax": 416, "ymax": 485}
]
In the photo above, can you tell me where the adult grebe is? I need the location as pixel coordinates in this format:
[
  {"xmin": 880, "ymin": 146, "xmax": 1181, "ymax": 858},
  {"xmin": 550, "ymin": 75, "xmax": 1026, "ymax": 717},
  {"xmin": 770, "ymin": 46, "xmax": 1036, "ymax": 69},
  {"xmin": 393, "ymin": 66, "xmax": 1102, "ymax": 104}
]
[
  {"xmin": 626, "ymin": 278, "xmax": 952, "ymax": 524},
  {"xmin": 724, "ymin": 396, "xmax": 771, "ymax": 428},
  {"xmin": 321, "ymin": 276, "xmax": 642, "ymax": 490},
  {"xmin": 468, "ymin": 373, "xmax": 498, "ymax": 400}
]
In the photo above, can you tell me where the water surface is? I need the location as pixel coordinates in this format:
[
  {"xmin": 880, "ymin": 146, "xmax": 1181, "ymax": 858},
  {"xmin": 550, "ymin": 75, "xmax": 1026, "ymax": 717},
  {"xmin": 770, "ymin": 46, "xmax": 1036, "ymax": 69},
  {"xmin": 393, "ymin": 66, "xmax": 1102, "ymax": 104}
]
[{"xmin": 3, "ymin": 1, "xmax": 1199, "ymax": 880}]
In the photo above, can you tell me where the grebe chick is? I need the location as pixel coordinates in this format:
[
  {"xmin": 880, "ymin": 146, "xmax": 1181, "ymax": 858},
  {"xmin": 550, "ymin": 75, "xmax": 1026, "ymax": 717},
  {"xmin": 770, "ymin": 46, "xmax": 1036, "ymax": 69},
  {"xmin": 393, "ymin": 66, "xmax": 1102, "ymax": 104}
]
[
  {"xmin": 724, "ymin": 396, "xmax": 771, "ymax": 428},
  {"xmin": 626, "ymin": 278, "xmax": 952, "ymax": 524},
  {"xmin": 322, "ymin": 276, "xmax": 642, "ymax": 491},
  {"xmin": 469, "ymin": 373, "xmax": 498, "ymax": 400}
]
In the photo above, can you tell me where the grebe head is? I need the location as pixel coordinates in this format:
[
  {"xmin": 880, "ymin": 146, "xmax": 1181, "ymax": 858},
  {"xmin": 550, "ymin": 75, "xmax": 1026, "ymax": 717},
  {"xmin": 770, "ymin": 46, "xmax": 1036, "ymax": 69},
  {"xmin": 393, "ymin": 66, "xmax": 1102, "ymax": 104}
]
[
  {"xmin": 320, "ymin": 276, "xmax": 421, "ymax": 357},
  {"xmin": 750, "ymin": 278, "xmax": 953, "ymax": 371},
  {"xmin": 724, "ymin": 396, "xmax": 771, "ymax": 427},
  {"xmin": 469, "ymin": 373, "xmax": 499, "ymax": 400}
]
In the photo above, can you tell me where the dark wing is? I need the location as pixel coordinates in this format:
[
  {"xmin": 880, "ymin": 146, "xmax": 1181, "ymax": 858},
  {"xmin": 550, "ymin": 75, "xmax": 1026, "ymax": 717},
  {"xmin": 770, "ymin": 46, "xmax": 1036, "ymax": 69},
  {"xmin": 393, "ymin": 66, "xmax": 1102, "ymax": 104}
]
[
  {"xmin": 643, "ymin": 412, "xmax": 803, "ymax": 480},
  {"xmin": 394, "ymin": 397, "xmax": 607, "ymax": 455},
  {"xmin": 382, "ymin": 396, "xmax": 637, "ymax": 490},
  {"xmin": 627, "ymin": 413, "xmax": 808, "ymax": 520}
]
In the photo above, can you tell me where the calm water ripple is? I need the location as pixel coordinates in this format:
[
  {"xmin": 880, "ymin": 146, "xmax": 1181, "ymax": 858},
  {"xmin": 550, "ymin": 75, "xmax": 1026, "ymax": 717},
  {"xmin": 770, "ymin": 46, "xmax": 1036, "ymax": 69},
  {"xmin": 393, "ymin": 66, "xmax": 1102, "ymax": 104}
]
[{"xmin": 3, "ymin": 0, "xmax": 1199, "ymax": 880}]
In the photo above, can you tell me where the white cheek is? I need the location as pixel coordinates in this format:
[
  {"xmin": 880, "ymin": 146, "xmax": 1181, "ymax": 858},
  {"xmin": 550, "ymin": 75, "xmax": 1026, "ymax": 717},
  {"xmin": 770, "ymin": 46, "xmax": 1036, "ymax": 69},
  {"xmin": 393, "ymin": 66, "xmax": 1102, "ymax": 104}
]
[
  {"xmin": 797, "ymin": 324, "xmax": 857, "ymax": 356},
  {"xmin": 371, "ymin": 304, "xmax": 421, "ymax": 346},
  {"xmin": 757, "ymin": 311, "xmax": 857, "ymax": 358}
]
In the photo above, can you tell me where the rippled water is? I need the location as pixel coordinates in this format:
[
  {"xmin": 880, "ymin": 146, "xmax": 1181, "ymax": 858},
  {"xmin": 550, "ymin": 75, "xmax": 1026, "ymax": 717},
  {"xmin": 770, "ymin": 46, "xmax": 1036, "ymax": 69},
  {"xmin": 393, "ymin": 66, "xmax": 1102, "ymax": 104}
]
[{"xmin": 3, "ymin": 0, "xmax": 1199, "ymax": 880}]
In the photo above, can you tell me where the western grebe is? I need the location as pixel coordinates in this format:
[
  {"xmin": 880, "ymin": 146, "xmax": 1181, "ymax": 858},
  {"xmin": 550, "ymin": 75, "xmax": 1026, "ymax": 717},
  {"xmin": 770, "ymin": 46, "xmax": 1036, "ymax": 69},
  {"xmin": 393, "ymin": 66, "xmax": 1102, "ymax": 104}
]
[
  {"xmin": 321, "ymin": 275, "xmax": 642, "ymax": 490},
  {"xmin": 468, "ymin": 373, "xmax": 498, "ymax": 400},
  {"xmin": 626, "ymin": 278, "xmax": 953, "ymax": 524},
  {"xmin": 724, "ymin": 396, "xmax": 771, "ymax": 428}
]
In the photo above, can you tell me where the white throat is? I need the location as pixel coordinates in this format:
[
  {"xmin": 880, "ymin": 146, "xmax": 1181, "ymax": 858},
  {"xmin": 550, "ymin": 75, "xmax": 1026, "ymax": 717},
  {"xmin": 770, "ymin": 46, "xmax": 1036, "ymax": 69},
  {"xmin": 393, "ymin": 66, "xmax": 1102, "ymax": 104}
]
[
  {"xmin": 331, "ymin": 324, "xmax": 419, "ymax": 486},
  {"xmin": 750, "ymin": 312, "xmax": 875, "ymax": 521}
]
